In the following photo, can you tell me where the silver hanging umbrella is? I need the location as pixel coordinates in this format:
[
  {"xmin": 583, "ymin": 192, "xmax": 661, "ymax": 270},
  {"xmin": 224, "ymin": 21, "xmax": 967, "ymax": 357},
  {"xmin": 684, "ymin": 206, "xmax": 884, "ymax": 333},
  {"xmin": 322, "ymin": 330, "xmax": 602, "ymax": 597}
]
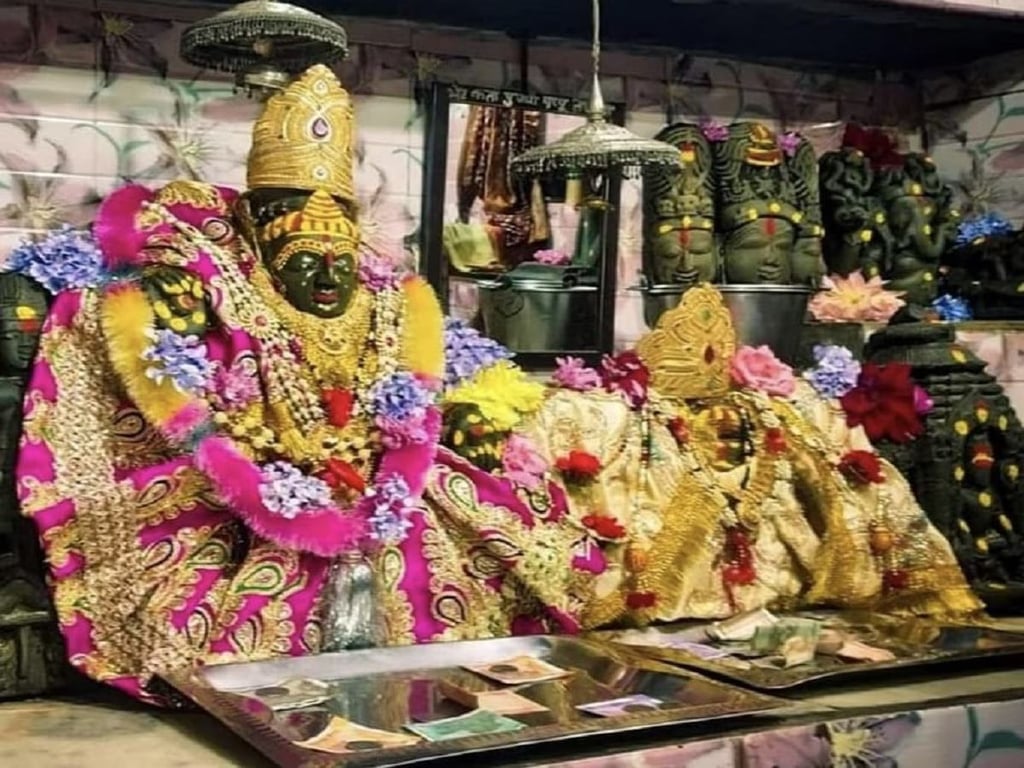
[
  {"xmin": 180, "ymin": 1, "xmax": 349, "ymax": 96},
  {"xmin": 511, "ymin": 0, "xmax": 680, "ymax": 178}
]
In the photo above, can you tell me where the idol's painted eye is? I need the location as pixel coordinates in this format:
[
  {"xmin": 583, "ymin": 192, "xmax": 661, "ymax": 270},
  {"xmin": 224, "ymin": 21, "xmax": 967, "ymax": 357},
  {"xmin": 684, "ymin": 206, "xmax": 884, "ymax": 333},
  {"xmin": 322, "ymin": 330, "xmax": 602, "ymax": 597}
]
[{"xmin": 334, "ymin": 253, "xmax": 355, "ymax": 274}]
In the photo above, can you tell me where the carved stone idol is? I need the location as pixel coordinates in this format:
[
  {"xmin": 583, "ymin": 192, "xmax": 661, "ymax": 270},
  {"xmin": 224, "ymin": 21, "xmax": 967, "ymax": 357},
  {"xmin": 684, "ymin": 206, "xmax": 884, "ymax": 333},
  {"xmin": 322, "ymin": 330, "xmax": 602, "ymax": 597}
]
[
  {"xmin": 867, "ymin": 322, "xmax": 1024, "ymax": 606},
  {"xmin": 788, "ymin": 134, "xmax": 826, "ymax": 287},
  {"xmin": 819, "ymin": 146, "xmax": 891, "ymax": 279},
  {"xmin": 0, "ymin": 272, "xmax": 68, "ymax": 698},
  {"xmin": 876, "ymin": 154, "xmax": 959, "ymax": 306},
  {"xmin": 642, "ymin": 123, "xmax": 718, "ymax": 286},
  {"xmin": 942, "ymin": 227, "xmax": 1024, "ymax": 320},
  {"xmin": 712, "ymin": 122, "xmax": 801, "ymax": 284}
]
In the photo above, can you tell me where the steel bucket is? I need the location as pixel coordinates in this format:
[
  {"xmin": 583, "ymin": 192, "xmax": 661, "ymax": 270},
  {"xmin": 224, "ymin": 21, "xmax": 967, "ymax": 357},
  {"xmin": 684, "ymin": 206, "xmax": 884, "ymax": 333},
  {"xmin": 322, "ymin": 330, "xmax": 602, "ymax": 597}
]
[
  {"xmin": 478, "ymin": 279, "xmax": 598, "ymax": 352},
  {"xmin": 636, "ymin": 283, "xmax": 812, "ymax": 365}
]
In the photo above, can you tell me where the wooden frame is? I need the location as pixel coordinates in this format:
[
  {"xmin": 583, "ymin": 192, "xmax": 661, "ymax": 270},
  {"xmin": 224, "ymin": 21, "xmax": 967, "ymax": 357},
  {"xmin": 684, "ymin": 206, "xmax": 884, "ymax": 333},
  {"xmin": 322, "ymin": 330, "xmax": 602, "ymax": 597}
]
[{"xmin": 419, "ymin": 82, "xmax": 625, "ymax": 370}]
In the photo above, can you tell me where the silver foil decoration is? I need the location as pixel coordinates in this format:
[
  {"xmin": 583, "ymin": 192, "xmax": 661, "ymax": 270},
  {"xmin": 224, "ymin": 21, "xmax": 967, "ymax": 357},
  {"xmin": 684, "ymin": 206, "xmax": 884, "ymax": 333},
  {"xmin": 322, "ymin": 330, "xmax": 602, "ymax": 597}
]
[{"xmin": 320, "ymin": 553, "xmax": 378, "ymax": 652}]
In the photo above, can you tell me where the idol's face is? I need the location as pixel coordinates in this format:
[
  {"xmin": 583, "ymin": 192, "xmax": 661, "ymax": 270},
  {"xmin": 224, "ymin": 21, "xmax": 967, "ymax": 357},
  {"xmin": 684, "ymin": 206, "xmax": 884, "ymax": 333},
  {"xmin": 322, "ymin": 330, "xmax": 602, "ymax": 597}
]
[{"xmin": 266, "ymin": 234, "xmax": 357, "ymax": 318}]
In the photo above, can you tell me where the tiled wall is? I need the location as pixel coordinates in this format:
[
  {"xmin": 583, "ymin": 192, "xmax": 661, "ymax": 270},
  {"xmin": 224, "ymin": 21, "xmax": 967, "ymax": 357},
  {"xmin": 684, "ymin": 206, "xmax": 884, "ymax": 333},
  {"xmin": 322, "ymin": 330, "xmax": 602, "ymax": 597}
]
[
  {"xmin": 926, "ymin": 50, "xmax": 1024, "ymax": 224},
  {"xmin": 0, "ymin": 1, "xmax": 931, "ymax": 351}
]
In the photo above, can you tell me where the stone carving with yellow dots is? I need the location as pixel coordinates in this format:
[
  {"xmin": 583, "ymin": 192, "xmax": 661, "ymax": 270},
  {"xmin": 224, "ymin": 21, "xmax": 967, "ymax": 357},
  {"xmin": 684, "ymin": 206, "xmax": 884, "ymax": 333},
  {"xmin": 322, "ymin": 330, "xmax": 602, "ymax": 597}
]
[
  {"xmin": 867, "ymin": 321, "xmax": 1024, "ymax": 602},
  {"xmin": 819, "ymin": 126, "xmax": 959, "ymax": 306}
]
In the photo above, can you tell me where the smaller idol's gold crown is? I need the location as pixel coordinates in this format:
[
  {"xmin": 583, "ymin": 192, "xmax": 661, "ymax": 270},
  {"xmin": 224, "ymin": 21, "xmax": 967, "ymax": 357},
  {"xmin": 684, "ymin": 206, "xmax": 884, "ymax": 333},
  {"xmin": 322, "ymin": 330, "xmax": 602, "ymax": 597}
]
[
  {"xmin": 261, "ymin": 189, "xmax": 360, "ymax": 250},
  {"xmin": 637, "ymin": 283, "xmax": 736, "ymax": 400},
  {"xmin": 247, "ymin": 64, "xmax": 355, "ymax": 207}
]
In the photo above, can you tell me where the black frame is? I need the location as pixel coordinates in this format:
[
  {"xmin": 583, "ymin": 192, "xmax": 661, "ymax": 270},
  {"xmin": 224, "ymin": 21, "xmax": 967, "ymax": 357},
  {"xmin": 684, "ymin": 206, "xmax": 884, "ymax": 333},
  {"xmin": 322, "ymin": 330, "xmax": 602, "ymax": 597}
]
[{"xmin": 419, "ymin": 82, "xmax": 625, "ymax": 370}]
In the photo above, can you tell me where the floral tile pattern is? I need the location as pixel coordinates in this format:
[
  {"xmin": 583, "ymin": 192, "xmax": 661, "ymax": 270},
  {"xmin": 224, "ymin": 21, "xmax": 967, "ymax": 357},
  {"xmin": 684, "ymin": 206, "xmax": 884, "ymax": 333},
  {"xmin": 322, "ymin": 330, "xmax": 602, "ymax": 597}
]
[
  {"xmin": 0, "ymin": 0, "xmax": 942, "ymax": 343},
  {"xmin": 925, "ymin": 49, "xmax": 1024, "ymax": 224}
]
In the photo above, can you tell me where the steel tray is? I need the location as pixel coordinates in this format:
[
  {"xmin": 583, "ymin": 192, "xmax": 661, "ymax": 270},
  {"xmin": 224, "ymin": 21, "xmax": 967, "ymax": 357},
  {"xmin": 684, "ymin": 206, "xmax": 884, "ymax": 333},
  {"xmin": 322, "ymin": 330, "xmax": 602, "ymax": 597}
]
[
  {"xmin": 599, "ymin": 611, "xmax": 1024, "ymax": 691},
  {"xmin": 163, "ymin": 634, "xmax": 786, "ymax": 767}
]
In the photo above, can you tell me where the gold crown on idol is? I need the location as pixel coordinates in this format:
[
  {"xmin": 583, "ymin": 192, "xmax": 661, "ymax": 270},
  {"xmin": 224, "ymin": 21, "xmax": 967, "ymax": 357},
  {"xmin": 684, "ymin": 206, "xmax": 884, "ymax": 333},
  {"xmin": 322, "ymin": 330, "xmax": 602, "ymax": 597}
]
[
  {"xmin": 261, "ymin": 189, "xmax": 360, "ymax": 249},
  {"xmin": 247, "ymin": 64, "xmax": 356, "ymax": 207},
  {"xmin": 636, "ymin": 284, "xmax": 736, "ymax": 400}
]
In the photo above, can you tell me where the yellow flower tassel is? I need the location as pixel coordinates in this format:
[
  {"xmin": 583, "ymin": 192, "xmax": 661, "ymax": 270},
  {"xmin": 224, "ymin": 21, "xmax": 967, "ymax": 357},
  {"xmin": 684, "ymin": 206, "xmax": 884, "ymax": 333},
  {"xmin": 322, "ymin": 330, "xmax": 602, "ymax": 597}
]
[{"xmin": 400, "ymin": 276, "xmax": 444, "ymax": 379}]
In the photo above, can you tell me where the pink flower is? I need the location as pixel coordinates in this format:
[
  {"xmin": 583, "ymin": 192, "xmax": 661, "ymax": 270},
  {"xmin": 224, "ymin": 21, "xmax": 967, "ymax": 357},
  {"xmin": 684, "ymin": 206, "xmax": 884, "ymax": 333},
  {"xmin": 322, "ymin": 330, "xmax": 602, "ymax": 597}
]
[
  {"xmin": 779, "ymin": 132, "xmax": 802, "ymax": 157},
  {"xmin": 552, "ymin": 356, "xmax": 601, "ymax": 391},
  {"xmin": 212, "ymin": 361, "xmax": 260, "ymax": 410},
  {"xmin": 358, "ymin": 251, "xmax": 399, "ymax": 291},
  {"xmin": 700, "ymin": 119, "xmax": 729, "ymax": 142},
  {"xmin": 808, "ymin": 272, "xmax": 906, "ymax": 323},
  {"xmin": 730, "ymin": 345, "xmax": 796, "ymax": 397},
  {"xmin": 913, "ymin": 385, "xmax": 933, "ymax": 415},
  {"xmin": 534, "ymin": 249, "xmax": 571, "ymax": 266},
  {"xmin": 501, "ymin": 434, "xmax": 547, "ymax": 490},
  {"xmin": 600, "ymin": 351, "xmax": 650, "ymax": 408},
  {"xmin": 375, "ymin": 414, "xmax": 430, "ymax": 449}
]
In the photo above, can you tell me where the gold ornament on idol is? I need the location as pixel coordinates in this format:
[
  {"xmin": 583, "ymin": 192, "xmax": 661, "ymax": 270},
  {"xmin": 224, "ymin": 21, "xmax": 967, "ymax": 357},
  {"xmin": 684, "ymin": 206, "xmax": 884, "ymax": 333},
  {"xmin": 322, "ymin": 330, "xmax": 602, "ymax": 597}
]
[{"xmin": 247, "ymin": 64, "xmax": 356, "ymax": 207}]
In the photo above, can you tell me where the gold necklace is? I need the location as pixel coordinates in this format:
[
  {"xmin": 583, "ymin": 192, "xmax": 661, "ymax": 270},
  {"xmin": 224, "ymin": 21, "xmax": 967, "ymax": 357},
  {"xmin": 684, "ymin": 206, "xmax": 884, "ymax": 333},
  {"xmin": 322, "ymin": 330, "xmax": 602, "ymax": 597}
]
[{"xmin": 249, "ymin": 265, "xmax": 375, "ymax": 388}]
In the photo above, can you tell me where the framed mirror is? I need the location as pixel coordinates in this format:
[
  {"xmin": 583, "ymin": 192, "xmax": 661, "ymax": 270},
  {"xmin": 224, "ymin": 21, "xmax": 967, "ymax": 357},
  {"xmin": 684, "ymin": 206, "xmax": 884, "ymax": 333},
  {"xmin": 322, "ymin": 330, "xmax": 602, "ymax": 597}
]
[{"xmin": 420, "ymin": 83, "xmax": 625, "ymax": 370}]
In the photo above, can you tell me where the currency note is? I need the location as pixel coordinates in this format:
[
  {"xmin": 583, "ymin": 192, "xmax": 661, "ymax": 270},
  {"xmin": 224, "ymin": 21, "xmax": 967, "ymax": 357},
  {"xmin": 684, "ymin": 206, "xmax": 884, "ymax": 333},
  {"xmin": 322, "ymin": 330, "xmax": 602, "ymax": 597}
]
[
  {"xmin": 464, "ymin": 655, "xmax": 571, "ymax": 685},
  {"xmin": 405, "ymin": 709, "xmax": 527, "ymax": 741},
  {"xmin": 577, "ymin": 694, "xmax": 665, "ymax": 717},
  {"xmin": 297, "ymin": 716, "xmax": 420, "ymax": 754}
]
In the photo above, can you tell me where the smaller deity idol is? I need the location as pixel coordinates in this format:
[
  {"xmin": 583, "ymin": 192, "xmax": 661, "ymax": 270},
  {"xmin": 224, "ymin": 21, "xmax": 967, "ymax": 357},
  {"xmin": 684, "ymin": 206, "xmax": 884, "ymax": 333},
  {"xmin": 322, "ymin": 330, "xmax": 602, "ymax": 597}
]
[
  {"xmin": 642, "ymin": 123, "xmax": 719, "ymax": 286},
  {"xmin": 525, "ymin": 286, "xmax": 981, "ymax": 627},
  {"xmin": 819, "ymin": 126, "xmax": 896, "ymax": 280},
  {"xmin": 711, "ymin": 123, "xmax": 809, "ymax": 285}
]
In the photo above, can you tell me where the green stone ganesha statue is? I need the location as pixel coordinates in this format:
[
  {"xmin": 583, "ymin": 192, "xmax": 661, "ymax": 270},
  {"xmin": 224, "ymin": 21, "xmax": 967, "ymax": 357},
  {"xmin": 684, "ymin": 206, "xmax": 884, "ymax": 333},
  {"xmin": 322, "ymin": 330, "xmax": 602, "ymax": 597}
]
[
  {"xmin": 819, "ymin": 146, "xmax": 891, "ymax": 279},
  {"xmin": 876, "ymin": 153, "xmax": 959, "ymax": 306},
  {"xmin": 642, "ymin": 123, "xmax": 719, "ymax": 286}
]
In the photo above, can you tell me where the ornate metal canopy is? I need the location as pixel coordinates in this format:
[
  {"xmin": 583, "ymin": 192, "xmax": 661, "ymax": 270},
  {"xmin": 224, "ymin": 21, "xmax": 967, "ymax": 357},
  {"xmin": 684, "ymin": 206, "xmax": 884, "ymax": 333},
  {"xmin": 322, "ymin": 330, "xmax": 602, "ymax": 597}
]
[
  {"xmin": 180, "ymin": 1, "xmax": 348, "ymax": 94},
  {"xmin": 511, "ymin": 0, "xmax": 678, "ymax": 178}
]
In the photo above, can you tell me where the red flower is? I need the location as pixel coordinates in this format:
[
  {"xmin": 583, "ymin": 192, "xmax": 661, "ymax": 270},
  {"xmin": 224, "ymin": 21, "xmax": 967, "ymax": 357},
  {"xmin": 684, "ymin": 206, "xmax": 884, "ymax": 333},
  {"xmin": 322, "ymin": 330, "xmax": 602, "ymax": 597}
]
[
  {"xmin": 555, "ymin": 450, "xmax": 602, "ymax": 484},
  {"xmin": 582, "ymin": 514, "xmax": 626, "ymax": 540},
  {"xmin": 626, "ymin": 592, "xmax": 657, "ymax": 609},
  {"xmin": 668, "ymin": 416, "xmax": 690, "ymax": 445},
  {"xmin": 840, "ymin": 363, "xmax": 924, "ymax": 444},
  {"xmin": 600, "ymin": 351, "xmax": 650, "ymax": 409},
  {"xmin": 322, "ymin": 388, "xmax": 354, "ymax": 429},
  {"xmin": 764, "ymin": 427, "xmax": 787, "ymax": 454},
  {"xmin": 838, "ymin": 450, "xmax": 884, "ymax": 485},
  {"xmin": 320, "ymin": 458, "xmax": 366, "ymax": 494},
  {"xmin": 842, "ymin": 123, "xmax": 905, "ymax": 170}
]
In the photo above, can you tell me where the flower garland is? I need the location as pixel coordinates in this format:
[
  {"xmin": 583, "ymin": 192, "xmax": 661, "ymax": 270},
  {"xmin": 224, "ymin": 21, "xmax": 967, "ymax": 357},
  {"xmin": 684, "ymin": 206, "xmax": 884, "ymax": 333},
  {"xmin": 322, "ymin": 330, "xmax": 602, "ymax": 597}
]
[{"xmin": 90, "ymin": 186, "xmax": 440, "ymax": 557}]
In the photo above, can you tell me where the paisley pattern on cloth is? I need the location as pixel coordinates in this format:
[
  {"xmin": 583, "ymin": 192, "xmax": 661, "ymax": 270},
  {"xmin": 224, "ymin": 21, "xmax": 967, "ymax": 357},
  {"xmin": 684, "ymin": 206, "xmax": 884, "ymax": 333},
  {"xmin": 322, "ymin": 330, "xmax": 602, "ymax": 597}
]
[{"xmin": 15, "ymin": 183, "xmax": 598, "ymax": 704}]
